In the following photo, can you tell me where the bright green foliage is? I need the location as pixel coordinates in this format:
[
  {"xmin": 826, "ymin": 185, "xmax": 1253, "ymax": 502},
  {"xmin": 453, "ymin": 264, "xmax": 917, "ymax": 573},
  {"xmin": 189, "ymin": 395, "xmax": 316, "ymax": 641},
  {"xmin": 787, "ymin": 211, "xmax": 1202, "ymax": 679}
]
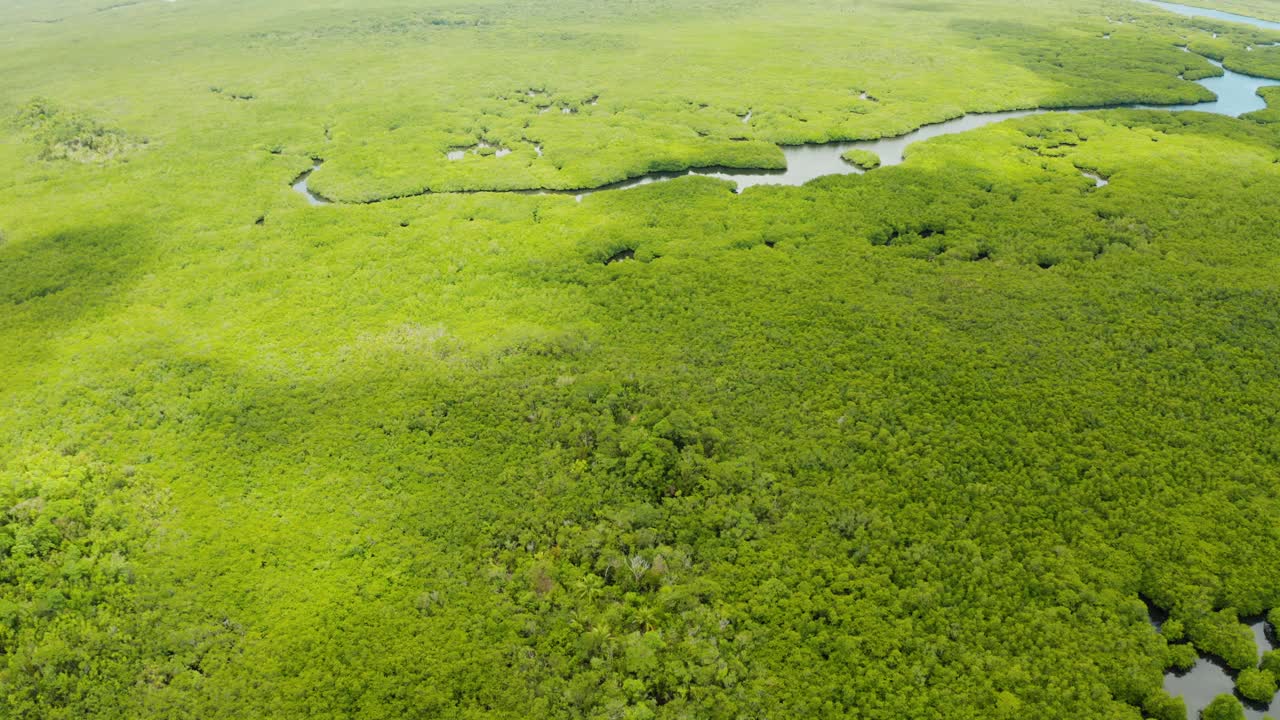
[
  {"xmin": 1238, "ymin": 667, "xmax": 1279, "ymax": 703},
  {"xmin": 1251, "ymin": 87, "xmax": 1280, "ymax": 124},
  {"xmin": 1166, "ymin": 642, "xmax": 1199, "ymax": 671},
  {"xmin": 0, "ymin": 449, "xmax": 159, "ymax": 718},
  {"xmin": 1201, "ymin": 694, "xmax": 1247, "ymax": 720},
  {"xmin": 842, "ymin": 148, "xmax": 881, "ymax": 169},
  {"xmin": 1183, "ymin": 608, "xmax": 1261, "ymax": 670},
  {"xmin": 14, "ymin": 98, "xmax": 144, "ymax": 163},
  {"xmin": 1145, "ymin": 690, "xmax": 1189, "ymax": 720},
  {"xmin": 3, "ymin": 104, "xmax": 1278, "ymax": 720},
  {"xmin": 1263, "ymin": 649, "xmax": 1280, "ymax": 675},
  {"xmin": 3, "ymin": 0, "xmax": 1280, "ymax": 719},
  {"xmin": 3, "ymin": 0, "xmax": 1276, "ymax": 200},
  {"xmin": 1224, "ymin": 44, "xmax": 1280, "ymax": 77}
]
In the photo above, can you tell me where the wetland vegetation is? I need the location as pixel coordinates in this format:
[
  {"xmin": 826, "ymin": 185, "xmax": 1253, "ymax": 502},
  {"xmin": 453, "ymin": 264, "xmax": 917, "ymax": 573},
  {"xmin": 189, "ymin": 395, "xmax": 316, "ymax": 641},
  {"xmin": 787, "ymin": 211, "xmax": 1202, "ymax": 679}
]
[{"xmin": 4, "ymin": 1, "xmax": 1280, "ymax": 719}]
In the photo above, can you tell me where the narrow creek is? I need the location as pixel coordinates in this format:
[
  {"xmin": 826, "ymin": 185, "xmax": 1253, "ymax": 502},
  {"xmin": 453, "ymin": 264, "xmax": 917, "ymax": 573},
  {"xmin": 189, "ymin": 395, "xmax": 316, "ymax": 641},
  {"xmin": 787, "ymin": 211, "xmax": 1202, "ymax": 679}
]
[{"xmin": 291, "ymin": 3, "xmax": 1280, "ymax": 205}]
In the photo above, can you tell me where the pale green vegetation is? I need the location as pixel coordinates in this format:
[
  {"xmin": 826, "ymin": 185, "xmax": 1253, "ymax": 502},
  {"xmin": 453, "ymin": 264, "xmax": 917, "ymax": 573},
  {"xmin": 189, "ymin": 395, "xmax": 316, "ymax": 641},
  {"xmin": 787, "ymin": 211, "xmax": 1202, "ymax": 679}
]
[
  {"xmin": 1182, "ymin": 0, "xmax": 1280, "ymax": 23},
  {"xmin": 3, "ymin": 0, "xmax": 1278, "ymax": 202},
  {"xmin": 1237, "ymin": 667, "xmax": 1278, "ymax": 703},
  {"xmin": 14, "ymin": 98, "xmax": 144, "ymax": 162},
  {"xmin": 1201, "ymin": 694, "xmax": 1247, "ymax": 720},
  {"xmin": 1165, "ymin": 641, "xmax": 1199, "ymax": 671},
  {"xmin": 1247, "ymin": 85, "xmax": 1280, "ymax": 119},
  {"xmin": 841, "ymin": 148, "xmax": 881, "ymax": 169},
  {"xmin": 5, "ymin": 0, "xmax": 1280, "ymax": 719}
]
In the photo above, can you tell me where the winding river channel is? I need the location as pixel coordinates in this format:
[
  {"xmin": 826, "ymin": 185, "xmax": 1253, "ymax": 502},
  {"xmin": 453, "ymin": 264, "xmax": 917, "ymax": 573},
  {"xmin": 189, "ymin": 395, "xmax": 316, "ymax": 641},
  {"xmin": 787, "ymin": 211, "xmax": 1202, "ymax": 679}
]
[
  {"xmin": 292, "ymin": 0, "xmax": 1280, "ymax": 207},
  {"xmin": 1139, "ymin": 0, "xmax": 1280, "ymax": 31}
]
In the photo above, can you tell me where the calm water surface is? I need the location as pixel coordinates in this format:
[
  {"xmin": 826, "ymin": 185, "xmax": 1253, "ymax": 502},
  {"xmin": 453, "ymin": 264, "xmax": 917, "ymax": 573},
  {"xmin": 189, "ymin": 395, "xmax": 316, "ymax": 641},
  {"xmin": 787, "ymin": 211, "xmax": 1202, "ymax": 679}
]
[
  {"xmin": 1139, "ymin": 0, "xmax": 1280, "ymax": 31},
  {"xmin": 291, "ymin": 164, "xmax": 328, "ymax": 206},
  {"xmin": 1140, "ymin": 58, "xmax": 1280, "ymax": 115},
  {"xmin": 1155, "ymin": 612, "xmax": 1278, "ymax": 720}
]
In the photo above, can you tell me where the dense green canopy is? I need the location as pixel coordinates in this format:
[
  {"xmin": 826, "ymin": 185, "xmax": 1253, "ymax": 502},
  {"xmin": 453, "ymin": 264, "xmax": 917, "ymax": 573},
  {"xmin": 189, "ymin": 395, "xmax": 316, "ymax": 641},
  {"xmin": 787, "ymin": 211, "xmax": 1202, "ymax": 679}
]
[{"xmin": 3, "ymin": 0, "xmax": 1280, "ymax": 718}]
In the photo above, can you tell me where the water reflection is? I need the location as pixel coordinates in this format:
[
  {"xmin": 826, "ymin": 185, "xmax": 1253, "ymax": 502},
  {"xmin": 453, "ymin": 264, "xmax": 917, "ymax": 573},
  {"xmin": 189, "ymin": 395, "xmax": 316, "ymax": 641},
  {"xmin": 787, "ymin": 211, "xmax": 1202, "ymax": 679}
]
[
  {"xmin": 1138, "ymin": 58, "xmax": 1280, "ymax": 116},
  {"xmin": 1139, "ymin": 0, "xmax": 1280, "ymax": 32},
  {"xmin": 1151, "ymin": 609, "xmax": 1278, "ymax": 720},
  {"xmin": 291, "ymin": 162, "xmax": 329, "ymax": 206},
  {"xmin": 706, "ymin": 109, "xmax": 1048, "ymax": 189}
]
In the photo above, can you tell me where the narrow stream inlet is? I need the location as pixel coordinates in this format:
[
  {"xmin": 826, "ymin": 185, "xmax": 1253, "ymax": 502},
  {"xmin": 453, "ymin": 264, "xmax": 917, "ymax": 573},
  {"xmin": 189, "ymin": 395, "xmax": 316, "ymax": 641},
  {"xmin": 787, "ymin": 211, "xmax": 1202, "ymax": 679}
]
[{"xmin": 290, "ymin": 164, "xmax": 328, "ymax": 206}]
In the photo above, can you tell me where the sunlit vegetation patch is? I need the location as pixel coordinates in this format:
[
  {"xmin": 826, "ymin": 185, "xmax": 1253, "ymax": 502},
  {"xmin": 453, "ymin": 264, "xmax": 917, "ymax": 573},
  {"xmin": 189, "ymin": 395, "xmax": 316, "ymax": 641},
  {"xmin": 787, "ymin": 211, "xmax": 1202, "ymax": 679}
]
[
  {"xmin": 6, "ymin": 1, "xmax": 1280, "ymax": 718},
  {"xmin": 246, "ymin": 11, "xmax": 495, "ymax": 45},
  {"xmin": 1246, "ymin": 85, "xmax": 1280, "ymax": 121},
  {"xmin": 1225, "ymin": 42, "xmax": 1280, "ymax": 76},
  {"xmin": 14, "ymin": 98, "xmax": 144, "ymax": 163},
  {"xmin": 841, "ymin": 148, "xmax": 881, "ymax": 169},
  {"xmin": 955, "ymin": 19, "xmax": 1222, "ymax": 106},
  {"xmin": 1156, "ymin": 14, "xmax": 1280, "ymax": 78},
  {"xmin": 149, "ymin": 0, "xmax": 1275, "ymax": 199},
  {"xmin": 3, "ymin": 101, "xmax": 1280, "ymax": 719},
  {"xmin": 0, "ymin": 448, "xmax": 162, "ymax": 717},
  {"xmin": 1237, "ymin": 666, "xmax": 1278, "ymax": 702}
]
